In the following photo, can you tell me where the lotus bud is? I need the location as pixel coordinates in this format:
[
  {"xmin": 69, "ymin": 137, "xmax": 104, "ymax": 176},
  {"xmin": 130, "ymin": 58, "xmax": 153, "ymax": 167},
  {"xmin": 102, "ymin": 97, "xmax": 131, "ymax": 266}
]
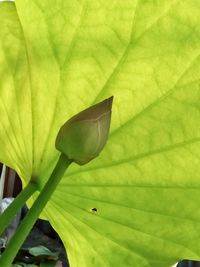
[{"xmin": 55, "ymin": 96, "xmax": 113, "ymax": 165}]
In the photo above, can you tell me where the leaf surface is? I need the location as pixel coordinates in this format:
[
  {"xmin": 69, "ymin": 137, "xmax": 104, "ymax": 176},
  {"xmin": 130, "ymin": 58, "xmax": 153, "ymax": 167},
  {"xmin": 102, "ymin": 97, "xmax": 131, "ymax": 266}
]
[{"xmin": 1, "ymin": 1, "xmax": 200, "ymax": 266}]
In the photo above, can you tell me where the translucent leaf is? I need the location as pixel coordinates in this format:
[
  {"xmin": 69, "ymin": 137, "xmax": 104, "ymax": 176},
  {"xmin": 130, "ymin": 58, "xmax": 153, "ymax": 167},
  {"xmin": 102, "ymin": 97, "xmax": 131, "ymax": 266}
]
[{"xmin": 1, "ymin": 1, "xmax": 200, "ymax": 266}]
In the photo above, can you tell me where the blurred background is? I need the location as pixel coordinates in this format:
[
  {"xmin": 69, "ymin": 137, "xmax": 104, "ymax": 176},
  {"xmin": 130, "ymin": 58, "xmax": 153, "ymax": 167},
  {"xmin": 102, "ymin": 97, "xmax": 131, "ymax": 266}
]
[{"xmin": 0, "ymin": 163, "xmax": 69, "ymax": 267}]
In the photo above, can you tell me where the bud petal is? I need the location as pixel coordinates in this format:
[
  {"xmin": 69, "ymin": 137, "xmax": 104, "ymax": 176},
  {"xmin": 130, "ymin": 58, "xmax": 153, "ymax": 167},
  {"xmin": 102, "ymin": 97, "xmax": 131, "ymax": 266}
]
[{"xmin": 55, "ymin": 96, "xmax": 113, "ymax": 165}]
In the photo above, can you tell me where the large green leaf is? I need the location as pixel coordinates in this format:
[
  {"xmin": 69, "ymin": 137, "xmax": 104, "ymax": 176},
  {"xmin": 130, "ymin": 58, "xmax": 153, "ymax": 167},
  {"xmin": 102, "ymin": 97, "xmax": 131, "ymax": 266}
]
[{"xmin": 1, "ymin": 0, "xmax": 200, "ymax": 266}]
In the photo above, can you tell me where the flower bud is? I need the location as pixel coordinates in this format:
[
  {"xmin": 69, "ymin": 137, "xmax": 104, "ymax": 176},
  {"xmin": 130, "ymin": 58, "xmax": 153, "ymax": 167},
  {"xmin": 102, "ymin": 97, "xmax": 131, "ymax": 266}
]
[{"xmin": 55, "ymin": 96, "xmax": 113, "ymax": 165}]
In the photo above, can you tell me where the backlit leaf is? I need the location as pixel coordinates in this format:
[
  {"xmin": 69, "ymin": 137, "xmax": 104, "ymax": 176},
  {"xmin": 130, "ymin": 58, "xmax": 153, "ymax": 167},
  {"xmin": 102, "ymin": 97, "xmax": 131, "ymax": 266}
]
[{"xmin": 1, "ymin": 1, "xmax": 200, "ymax": 266}]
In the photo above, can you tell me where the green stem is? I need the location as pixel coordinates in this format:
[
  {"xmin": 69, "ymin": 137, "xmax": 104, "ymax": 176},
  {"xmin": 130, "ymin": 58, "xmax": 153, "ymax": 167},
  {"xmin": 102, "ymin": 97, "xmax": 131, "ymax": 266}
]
[
  {"xmin": 0, "ymin": 153, "xmax": 72, "ymax": 267},
  {"xmin": 0, "ymin": 182, "xmax": 37, "ymax": 235}
]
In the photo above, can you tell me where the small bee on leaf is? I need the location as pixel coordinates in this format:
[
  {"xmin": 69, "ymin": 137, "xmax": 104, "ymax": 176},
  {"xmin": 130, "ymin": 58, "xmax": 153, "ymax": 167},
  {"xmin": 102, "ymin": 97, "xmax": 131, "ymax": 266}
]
[{"xmin": 90, "ymin": 208, "xmax": 98, "ymax": 214}]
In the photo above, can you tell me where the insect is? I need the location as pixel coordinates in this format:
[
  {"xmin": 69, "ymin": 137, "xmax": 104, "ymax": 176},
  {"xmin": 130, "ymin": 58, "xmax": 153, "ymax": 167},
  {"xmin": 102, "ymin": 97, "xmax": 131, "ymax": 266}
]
[{"xmin": 90, "ymin": 207, "xmax": 97, "ymax": 214}]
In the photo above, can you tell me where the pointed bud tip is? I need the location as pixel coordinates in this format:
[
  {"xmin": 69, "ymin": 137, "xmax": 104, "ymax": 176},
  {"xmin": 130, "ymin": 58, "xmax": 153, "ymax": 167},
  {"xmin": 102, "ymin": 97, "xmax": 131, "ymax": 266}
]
[
  {"xmin": 97, "ymin": 95, "xmax": 113, "ymax": 116},
  {"xmin": 106, "ymin": 95, "xmax": 113, "ymax": 108}
]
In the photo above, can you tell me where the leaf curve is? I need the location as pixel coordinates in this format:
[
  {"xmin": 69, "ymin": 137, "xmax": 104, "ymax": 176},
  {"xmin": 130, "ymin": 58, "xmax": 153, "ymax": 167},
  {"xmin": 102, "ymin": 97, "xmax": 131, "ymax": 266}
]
[{"xmin": 1, "ymin": 0, "xmax": 200, "ymax": 266}]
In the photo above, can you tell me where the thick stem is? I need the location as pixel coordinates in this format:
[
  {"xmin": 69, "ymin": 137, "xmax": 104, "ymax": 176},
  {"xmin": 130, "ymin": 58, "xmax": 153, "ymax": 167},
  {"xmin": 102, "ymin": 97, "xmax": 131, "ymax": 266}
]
[
  {"xmin": 0, "ymin": 153, "xmax": 72, "ymax": 267},
  {"xmin": 0, "ymin": 181, "xmax": 37, "ymax": 235}
]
